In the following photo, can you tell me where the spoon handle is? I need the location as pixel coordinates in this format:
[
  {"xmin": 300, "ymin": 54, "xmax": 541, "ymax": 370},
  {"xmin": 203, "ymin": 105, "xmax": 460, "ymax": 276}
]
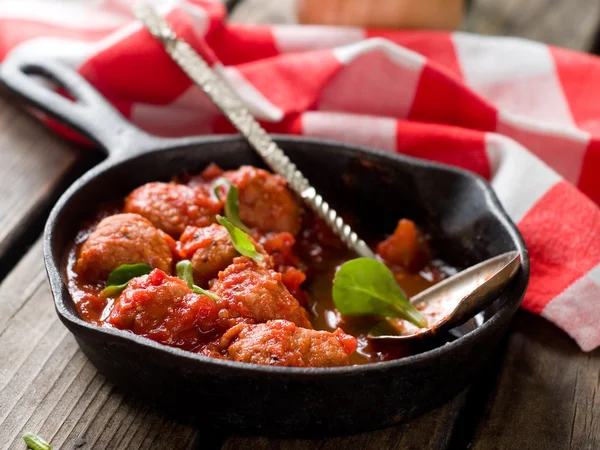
[{"xmin": 134, "ymin": 3, "xmax": 376, "ymax": 259}]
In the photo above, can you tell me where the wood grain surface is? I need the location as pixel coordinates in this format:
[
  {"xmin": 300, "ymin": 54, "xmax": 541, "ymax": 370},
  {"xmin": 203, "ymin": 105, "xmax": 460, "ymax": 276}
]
[
  {"xmin": 0, "ymin": 97, "xmax": 81, "ymax": 275},
  {"xmin": 470, "ymin": 312, "xmax": 600, "ymax": 450},
  {"xmin": 468, "ymin": 0, "xmax": 600, "ymax": 51}
]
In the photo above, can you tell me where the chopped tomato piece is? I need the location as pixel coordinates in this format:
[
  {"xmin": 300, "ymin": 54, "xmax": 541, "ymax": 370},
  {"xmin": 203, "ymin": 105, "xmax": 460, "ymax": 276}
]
[{"xmin": 377, "ymin": 219, "xmax": 432, "ymax": 272}]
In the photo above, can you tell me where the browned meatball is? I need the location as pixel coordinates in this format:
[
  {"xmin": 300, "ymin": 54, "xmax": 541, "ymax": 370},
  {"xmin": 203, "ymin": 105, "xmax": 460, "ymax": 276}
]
[
  {"xmin": 107, "ymin": 269, "xmax": 219, "ymax": 350},
  {"xmin": 75, "ymin": 213, "xmax": 173, "ymax": 281},
  {"xmin": 178, "ymin": 224, "xmax": 238, "ymax": 286},
  {"xmin": 218, "ymin": 320, "xmax": 357, "ymax": 367},
  {"xmin": 124, "ymin": 182, "xmax": 222, "ymax": 238},
  {"xmin": 177, "ymin": 224, "xmax": 272, "ymax": 287},
  {"xmin": 209, "ymin": 256, "xmax": 311, "ymax": 329},
  {"xmin": 224, "ymin": 166, "xmax": 302, "ymax": 236}
]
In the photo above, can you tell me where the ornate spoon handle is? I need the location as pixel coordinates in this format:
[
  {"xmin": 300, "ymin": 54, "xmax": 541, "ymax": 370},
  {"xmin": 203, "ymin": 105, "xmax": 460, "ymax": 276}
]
[{"xmin": 134, "ymin": 3, "xmax": 376, "ymax": 259}]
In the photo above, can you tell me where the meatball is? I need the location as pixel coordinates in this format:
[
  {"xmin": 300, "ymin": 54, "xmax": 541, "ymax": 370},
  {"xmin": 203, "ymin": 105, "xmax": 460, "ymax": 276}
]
[
  {"xmin": 224, "ymin": 166, "xmax": 302, "ymax": 235},
  {"xmin": 178, "ymin": 224, "xmax": 238, "ymax": 286},
  {"xmin": 75, "ymin": 213, "xmax": 173, "ymax": 281},
  {"xmin": 218, "ymin": 320, "xmax": 357, "ymax": 367},
  {"xmin": 124, "ymin": 182, "xmax": 222, "ymax": 238},
  {"xmin": 377, "ymin": 219, "xmax": 432, "ymax": 272},
  {"xmin": 107, "ymin": 269, "xmax": 219, "ymax": 349},
  {"xmin": 177, "ymin": 224, "xmax": 272, "ymax": 287},
  {"xmin": 210, "ymin": 256, "xmax": 311, "ymax": 329}
]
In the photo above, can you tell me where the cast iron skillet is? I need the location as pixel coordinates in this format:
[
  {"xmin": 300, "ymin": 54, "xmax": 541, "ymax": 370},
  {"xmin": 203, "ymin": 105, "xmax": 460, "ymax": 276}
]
[{"xmin": 0, "ymin": 43, "xmax": 529, "ymax": 437}]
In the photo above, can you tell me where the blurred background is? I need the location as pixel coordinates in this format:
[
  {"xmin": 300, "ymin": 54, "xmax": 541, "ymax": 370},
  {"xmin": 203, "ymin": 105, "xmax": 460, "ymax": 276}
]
[{"xmin": 227, "ymin": 0, "xmax": 600, "ymax": 54}]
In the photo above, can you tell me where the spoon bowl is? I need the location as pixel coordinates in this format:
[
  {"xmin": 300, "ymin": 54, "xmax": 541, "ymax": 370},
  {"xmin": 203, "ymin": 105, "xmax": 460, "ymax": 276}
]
[{"xmin": 369, "ymin": 251, "xmax": 521, "ymax": 341}]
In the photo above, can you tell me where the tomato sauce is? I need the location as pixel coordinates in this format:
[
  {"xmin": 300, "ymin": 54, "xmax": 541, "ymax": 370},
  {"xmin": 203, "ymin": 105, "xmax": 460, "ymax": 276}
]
[{"xmin": 66, "ymin": 165, "xmax": 458, "ymax": 367}]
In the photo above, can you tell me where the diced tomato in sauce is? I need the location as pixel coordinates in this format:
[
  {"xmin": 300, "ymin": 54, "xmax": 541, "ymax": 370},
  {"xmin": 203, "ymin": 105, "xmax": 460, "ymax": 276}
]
[{"xmin": 67, "ymin": 164, "xmax": 454, "ymax": 366}]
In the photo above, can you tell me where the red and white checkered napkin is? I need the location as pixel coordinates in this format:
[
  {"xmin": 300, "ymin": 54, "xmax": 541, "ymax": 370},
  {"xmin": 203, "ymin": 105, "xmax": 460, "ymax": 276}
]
[{"xmin": 2, "ymin": 0, "xmax": 598, "ymax": 349}]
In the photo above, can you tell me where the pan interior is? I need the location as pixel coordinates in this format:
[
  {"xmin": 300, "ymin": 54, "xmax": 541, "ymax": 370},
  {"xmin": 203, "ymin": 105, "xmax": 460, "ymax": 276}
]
[{"xmin": 47, "ymin": 137, "xmax": 523, "ymax": 344}]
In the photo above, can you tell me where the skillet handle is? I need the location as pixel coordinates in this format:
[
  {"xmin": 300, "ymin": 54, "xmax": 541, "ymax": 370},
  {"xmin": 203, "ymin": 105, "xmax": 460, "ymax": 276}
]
[{"xmin": 0, "ymin": 43, "xmax": 156, "ymax": 158}]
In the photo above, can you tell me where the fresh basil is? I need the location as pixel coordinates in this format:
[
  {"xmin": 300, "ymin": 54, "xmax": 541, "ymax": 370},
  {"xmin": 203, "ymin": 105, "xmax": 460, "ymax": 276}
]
[
  {"xmin": 100, "ymin": 263, "xmax": 153, "ymax": 297},
  {"xmin": 176, "ymin": 260, "xmax": 220, "ymax": 301},
  {"xmin": 332, "ymin": 258, "xmax": 427, "ymax": 328},
  {"xmin": 213, "ymin": 178, "xmax": 251, "ymax": 233},
  {"xmin": 176, "ymin": 260, "xmax": 195, "ymax": 289},
  {"xmin": 23, "ymin": 432, "xmax": 51, "ymax": 450},
  {"xmin": 216, "ymin": 215, "xmax": 264, "ymax": 264},
  {"xmin": 105, "ymin": 263, "xmax": 153, "ymax": 286},
  {"xmin": 192, "ymin": 285, "xmax": 220, "ymax": 302}
]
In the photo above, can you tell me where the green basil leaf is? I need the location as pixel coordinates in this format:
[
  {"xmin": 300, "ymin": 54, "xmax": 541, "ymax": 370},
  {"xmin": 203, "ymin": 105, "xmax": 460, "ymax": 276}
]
[
  {"xmin": 23, "ymin": 432, "xmax": 51, "ymax": 450},
  {"xmin": 101, "ymin": 263, "xmax": 153, "ymax": 298},
  {"xmin": 106, "ymin": 263, "xmax": 153, "ymax": 286},
  {"xmin": 176, "ymin": 259, "xmax": 221, "ymax": 301},
  {"xmin": 192, "ymin": 285, "xmax": 220, "ymax": 302},
  {"xmin": 100, "ymin": 284, "xmax": 129, "ymax": 298},
  {"xmin": 213, "ymin": 178, "xmax": 251, "ymax": 233},
  {"xmin": 332, "ymin": 258, "xmax": 428, "ymax": 328},
  {"xmin": 216, "ymin": 215, "xmax": 264, "ymax": 264},
  {"xmin": 176, "ymin": 260, "xmax": 195, "ymax": 289}
]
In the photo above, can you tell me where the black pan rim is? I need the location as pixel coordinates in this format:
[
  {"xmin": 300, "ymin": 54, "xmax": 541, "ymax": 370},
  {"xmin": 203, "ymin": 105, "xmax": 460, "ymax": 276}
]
[{"xmin": 44, "ymin": 134, "xmax": 530, "ymax": 377}]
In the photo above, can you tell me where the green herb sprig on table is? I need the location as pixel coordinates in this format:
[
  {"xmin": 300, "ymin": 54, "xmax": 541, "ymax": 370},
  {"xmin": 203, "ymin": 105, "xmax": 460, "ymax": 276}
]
[
  {"xmin": 23, "ymin": 432, "xmax": 51, "ymax": 450},
  {"xmin": 332, "ymin": 258, "xmax": 428, "ymax": 328}
]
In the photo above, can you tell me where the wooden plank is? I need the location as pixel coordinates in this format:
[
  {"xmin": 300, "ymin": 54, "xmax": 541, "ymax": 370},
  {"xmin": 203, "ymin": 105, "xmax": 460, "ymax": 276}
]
[
  {"xmin": 0, "ymin": 239, "xmax": 205, "ymax": 450},
  {"xmin": 467, "ymin": 0, "xmax": 600, "ymax": 51},
  {"xmin": 469, "ymin": 311, "xmax": 600, "ymax": 450},
  {"xmin": 0, "ymin": 95, "xmax": 85, "ymax": 275}
]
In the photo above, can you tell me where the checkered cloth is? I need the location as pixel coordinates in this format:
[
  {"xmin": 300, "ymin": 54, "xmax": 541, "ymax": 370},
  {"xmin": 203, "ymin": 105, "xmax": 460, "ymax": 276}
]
[{"xmin": 1, "ymin": 0, "xmax": 599, "ymax": 350}]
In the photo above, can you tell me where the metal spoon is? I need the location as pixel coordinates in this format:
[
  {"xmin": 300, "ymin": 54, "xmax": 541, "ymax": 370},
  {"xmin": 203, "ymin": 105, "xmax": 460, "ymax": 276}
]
[{"xmin": 369, "ymin": 251, "xmax": 521, "ymax": 341}]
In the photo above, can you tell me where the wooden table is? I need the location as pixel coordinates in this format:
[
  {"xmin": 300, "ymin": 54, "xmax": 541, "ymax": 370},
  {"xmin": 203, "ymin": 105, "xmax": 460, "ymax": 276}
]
[{"xmin": 1, "ymin": 1, "xmax": 599, "ymax": 449}]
